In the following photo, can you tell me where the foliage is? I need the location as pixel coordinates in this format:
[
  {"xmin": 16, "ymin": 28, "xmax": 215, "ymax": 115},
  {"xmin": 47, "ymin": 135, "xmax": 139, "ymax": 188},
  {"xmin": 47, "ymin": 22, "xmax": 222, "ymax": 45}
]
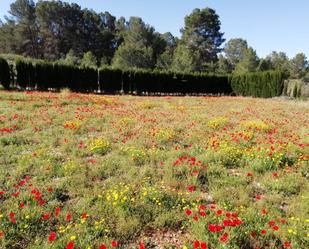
[
  {"xmin": 0, "ymin": 57, "xmax": 11, "ymax": 89},
  {"xmin": 58, "ymin": 49, "xmax": 80, "ymax": 66},
  {"xmin": 6, "ymin": 0, "xmax": 40, "ymax": 58},
  {"xmin": 112, "ymin": 17, "xmax": 166, "ymax": 70},
  {"xmin": 99, "ymin": 67, "xmax": 232, "ymax": 95},
  {"xmin": 87, "ymin": 138, "xmax": 111, "ymax": 155},
  {"xmin": 230, "ymin": 71, "xmax": 284, "ymax": 98},
  {"xmin": 289, "ymin": 53, "xmax": 308, "ymax": 79},
  {"xmin": 266, "ymin": 52, "xmax": 291, "ymax": 77},
  {"xmin": 112, "ymin": 44, "xmax": 155, "ymax": 70},
  {"xmin": 224, "ymin": 38, "xmax": 248, "ymax": 68},
  {"xmin": 234, "ymin": 47, "xmax": 259, "ymax": 73},
  {"xmin": 181, "ymin": 7, "xmax": 225, "ymax": 70},
  {"xmin": 283, "ymin": 79, "xmax": 309, "ymax": 98},
  {"xmin": 80, "ymin": 51, "xmax": 97, "ymax": 69},
  {"xmin": 171, "ymin": 43, "xmax": 197, "ymax": 72},
  {"xmin": 15, "ymin": 58, "xmax": 98, "ymax": 92}
]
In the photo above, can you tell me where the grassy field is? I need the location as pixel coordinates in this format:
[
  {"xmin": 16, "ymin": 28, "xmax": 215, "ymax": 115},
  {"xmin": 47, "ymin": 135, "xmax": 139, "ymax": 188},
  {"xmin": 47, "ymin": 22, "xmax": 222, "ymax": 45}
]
[{"xmin": 0, "ymin": 90, "xmax": 308, "ymax": 249}]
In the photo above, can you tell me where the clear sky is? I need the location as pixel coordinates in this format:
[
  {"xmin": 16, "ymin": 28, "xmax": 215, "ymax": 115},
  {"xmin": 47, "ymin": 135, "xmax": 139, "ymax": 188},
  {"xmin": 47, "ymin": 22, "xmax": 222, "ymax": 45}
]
[{"xmin": 1, "ymin": 0, "xmax": 308, "ymax": 58}]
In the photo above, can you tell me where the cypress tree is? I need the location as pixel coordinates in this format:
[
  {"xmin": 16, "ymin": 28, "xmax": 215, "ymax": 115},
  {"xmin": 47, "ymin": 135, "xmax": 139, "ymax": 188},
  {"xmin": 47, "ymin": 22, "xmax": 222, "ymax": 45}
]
[{"xmin": 0, "ymin": 57, "xmax": 11, "ymax": 89}]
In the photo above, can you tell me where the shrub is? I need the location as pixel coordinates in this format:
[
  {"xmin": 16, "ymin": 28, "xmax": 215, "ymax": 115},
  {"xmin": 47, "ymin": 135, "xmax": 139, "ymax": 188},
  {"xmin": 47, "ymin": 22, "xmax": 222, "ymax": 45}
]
[
  {"xmin": 0, "ymin": 57, "xmax": 10, "ymax": 89},
  {"xmin": 230, "ymin": 71, "xmax": 284, "ymax": 98},
  {"xmin": 87, "ymin": 138, "xmax": 111, "ymax": 155},
  {"xmin": 99, "ymin": 67, "xmax": 122, "ymax": 93}
]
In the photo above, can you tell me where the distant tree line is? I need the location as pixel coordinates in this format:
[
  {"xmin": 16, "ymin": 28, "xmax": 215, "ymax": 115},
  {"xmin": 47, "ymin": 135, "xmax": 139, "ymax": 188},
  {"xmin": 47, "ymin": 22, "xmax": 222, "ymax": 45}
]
[
  {"xmin": 0, "ymin": 0, "xmax": 305, "ymax": 97},
  {"xmin": 0, "ymin": 55, "xmax": 284, "ymax": 98},
  {"xmin": 0, "ymin": 0, "xmax": 308, "ymax": 80}
]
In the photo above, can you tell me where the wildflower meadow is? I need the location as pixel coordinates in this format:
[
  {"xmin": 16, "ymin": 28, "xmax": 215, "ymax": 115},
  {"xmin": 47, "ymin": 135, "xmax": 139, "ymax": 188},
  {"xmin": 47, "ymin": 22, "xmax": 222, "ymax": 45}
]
[{"xmin": 0, "ymin": 90, "xmax": 308, "ymax": 249}]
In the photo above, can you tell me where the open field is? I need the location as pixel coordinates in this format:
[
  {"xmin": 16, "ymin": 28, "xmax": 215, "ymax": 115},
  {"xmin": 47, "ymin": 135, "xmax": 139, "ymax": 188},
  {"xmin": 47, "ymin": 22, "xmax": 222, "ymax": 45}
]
[{"xmin": 0, "ymin": 91, "xmax": 308, "ymax": 249}]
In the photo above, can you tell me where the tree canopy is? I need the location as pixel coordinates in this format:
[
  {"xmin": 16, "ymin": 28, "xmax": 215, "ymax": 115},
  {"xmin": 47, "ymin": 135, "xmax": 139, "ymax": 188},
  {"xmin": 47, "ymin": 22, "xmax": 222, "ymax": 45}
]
[{"xmin": 0, "ymin": 0, "xmax": 308, "ymax": 79}]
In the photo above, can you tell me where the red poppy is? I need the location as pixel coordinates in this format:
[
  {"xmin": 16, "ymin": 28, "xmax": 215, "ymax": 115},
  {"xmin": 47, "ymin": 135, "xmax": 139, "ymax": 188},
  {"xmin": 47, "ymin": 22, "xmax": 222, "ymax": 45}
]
[
  {"xmin": 193, "ymin": 215, "xmax": 198, "ymax": 221},
  {"xmin": 283, "ymin": 241, "xmax": 291, "ymax": 248},
  {"xmin": 272, "ymin": 172, "xmax": 279, "ymax": 178},
  {"xmin": 66, "ymin": 214, "xmax": 72, "ymax": 221},
  {"xmin": 201, "ymin": 242, "xmax": 207, "ymax": 249},
  {"xmin": 187, "ymin": 185, "xmax": 196, "ymax": 192},
  {"xmin": 216, "ymin": 210, "xmax": 223, "ymax": 216},
  {"xmin": 55, "ymin": 207, "xmax": 60, "ymax": 218},
  {"xmin": 199, "ymin": 211, "xmax": 206, "ymax": 217},
  {"xmin": 66, "ymin": 241, "xmax": 75, "ymax": 249},
  {"xmin": 208, "ymin": 224, "xmax": 222, "ymax": 233},
  {"xmin": 99, "ymin": 244, "xmax": 106, "ymax": 249},
  {"xmin": 35, "ymin": 194, "xmax": 41, "ymax": 200},
  {"xmin": 232, "ymin": 219, "xmax": 243, "ymax": 226},
  {"xmin": 199, "ymin": 204, "xmax": 206, "ymax": 210},
  {"xmin": 139, "ymin": 241, "xmax": 145, "ymax": 249},
  {"xmin": 42, "ymin": 213, "xmax": 51, "ymax": 220},
  {"xmin": 273, "ymin": 225, "xmax": 279, "ymax": 231},
  {"xmin": 81, "ymin": 213, "xmax": 88, "ymax": 219},
  {"xmin": 185, "ymin": 209, "xmax": 192, "ymax": 216},
  {"xmin": 47, "ymin": 187, "xmax": 53, "ymax": 192},
  {"xmin": 9, "ymin": 211, "xmax": 15, "ymax": 218},
  {"xmin": 231, "ymin": 212, "xmax": 237, "ymax": 218},
  {"xmin": 193, "ymin": 240, "xmax": 200, "ymax": 248},
  {"xmin": 261, "ymin": 230, "xmax": 267, "ymax": 235},
  {"xmin": 268, "ymin": 220, "xmax": 275, "ymax": 227},
  {"xmin": 219, "ymin": 233, "xmax": 229, "ymax": 243},
  {"xmin": 111, "ymin": 240, "xmax": 118, "ymax": 247},
  {"xmin": 0, "ymin": 231, "xmax": 4, "ymax": 237},
  {"xmin": 19, "ymin": 180, "xmax": 26, "ymax": 186},
  {"xmin": 19, "ymin": 202, "xmax": 25, "ymax": 209},
  {"xmin": 223, "ymin": 219, "xmax": 232, "ymax": 227},
  {"xmin": 11, "ymin": 191, "xmax": 20, "ymax": 198},
  {"xmin": 255, "ymin": 195, "xmax": 262, "ymax": 201},
  {"xmin": 48, "ymin": 232, "xmax": 56, "ymax": 242},
  {"xmin": 246, "ymin": 172, "xmax": 253, "ymax": 177}
]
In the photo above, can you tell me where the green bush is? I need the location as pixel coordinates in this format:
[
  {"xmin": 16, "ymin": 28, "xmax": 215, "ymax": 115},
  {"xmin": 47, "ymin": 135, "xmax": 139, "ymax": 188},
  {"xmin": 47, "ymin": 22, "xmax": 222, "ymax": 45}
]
[
  {"xmin": 15, "ymin": 59, "xmax": 36, "ymax": 89},
  {"xmin": 230, "ymin": 71, "xmax": 284, "ymax": 98},
  {"xmin": 0, "ymin": 57, "xmax": 11, "ymax": 89}
]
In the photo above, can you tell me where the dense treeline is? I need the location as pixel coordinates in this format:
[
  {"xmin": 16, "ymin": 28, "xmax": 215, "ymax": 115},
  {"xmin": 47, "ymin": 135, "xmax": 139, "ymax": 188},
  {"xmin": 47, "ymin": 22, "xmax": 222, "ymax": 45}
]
[
  {"xmin": 0, "ymin": 56, "xmax": 284, "ymax": 98},
  {"xmin": 0, "ymin": 0, "xmax": 306, "ymax": 97},
  {"xmin": 0, "ymin": 0, "xmax": 308, "ymax": 80}
]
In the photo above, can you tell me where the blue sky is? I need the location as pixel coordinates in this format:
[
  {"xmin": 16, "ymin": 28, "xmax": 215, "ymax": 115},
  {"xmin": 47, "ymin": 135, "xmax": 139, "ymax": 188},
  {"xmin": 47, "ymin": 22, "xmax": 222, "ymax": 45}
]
[{"xmin": 1, "ymin": 0, "xmax": 308, "ymax": 58}]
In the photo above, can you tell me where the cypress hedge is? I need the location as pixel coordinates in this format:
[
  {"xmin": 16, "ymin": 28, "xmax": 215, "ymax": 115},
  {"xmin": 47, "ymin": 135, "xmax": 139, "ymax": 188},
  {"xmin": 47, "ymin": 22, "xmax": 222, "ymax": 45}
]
[
  {"xmin": 230, "ymin": 71, "xmax": 284, "ymax": 98},
  {"xmin": 10, "ymin": 58, "xmax": 284, "ymax": 98},
  {"xmin": 16, "ymin": 59, "xmax": 34, "ymax": 89},
  {"xmin": 0, "ymin": 57, "xmax": 11, "ymax": 89},
  {"xmin": 98, "ymin": 67, "xmax": 232, "ymax": 95},
  {"xmin": 15, "ymin": 59, "xmax": 98, "ymax": 92},
  {"xmin": 99, "ymin": 67, "xmax": 122, "ymax": 93}
]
